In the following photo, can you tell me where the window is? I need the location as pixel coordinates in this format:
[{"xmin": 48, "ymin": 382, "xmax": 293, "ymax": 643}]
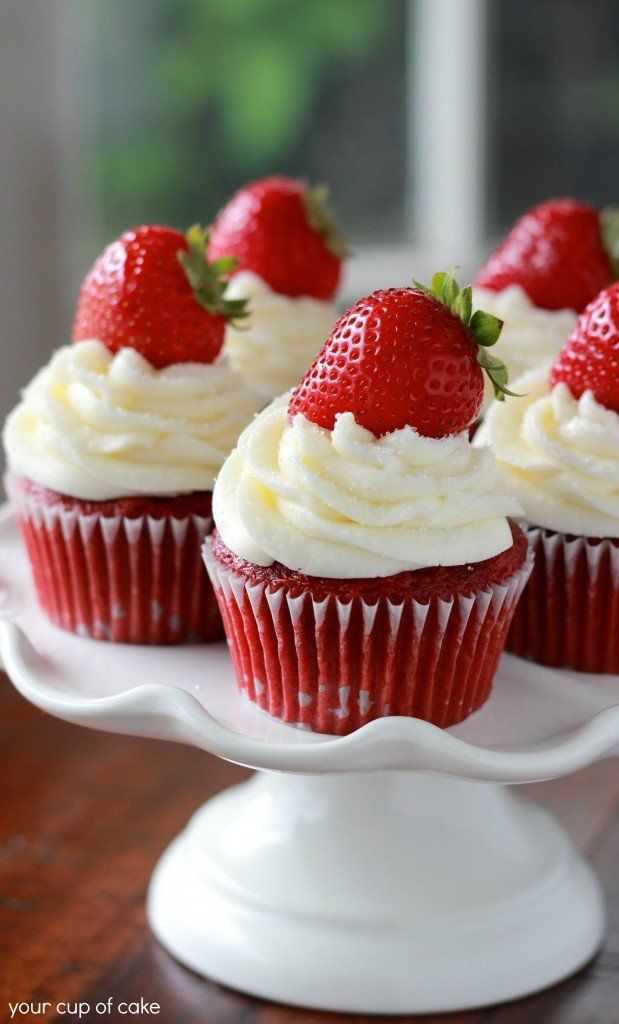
[
  {"xmin": 72, "ymin": 0, "xmax": 408, "ymax": 251},
  {"xmin": 2, "ymin": 0, "xmax": 618, "ymax": 427},
  {"xmin": 488, "ymin": 0, "xmax": 619, "ymax": 235}
]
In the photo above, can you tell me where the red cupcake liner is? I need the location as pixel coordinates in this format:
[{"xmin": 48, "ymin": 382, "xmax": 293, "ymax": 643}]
[
  {"xmin": 507, "ymin": 524, "xmax": 619, "ymax": 673},
  {"xmin": 9, "ymin": 477, "xmax": 223, "ymax": 644},
  {"xmin": 204, "ymin": 538, "xmax": 533, "ymax": 735}
]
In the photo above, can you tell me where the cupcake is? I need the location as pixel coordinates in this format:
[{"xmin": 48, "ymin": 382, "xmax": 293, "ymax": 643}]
[
  {"xmin": 476, "ymin": 282, "xmax": 619, "ymax": 673},
  {"xmin": 209, "ymin": 176, "xmax": 347, "ymax": 401},
  {"xmin": 473, "ymin": 199, "xmax": 617, "ymax": 408},
  {"xmin": 3, "ymin": 225, "xmax": 262, "ymax": 643},
  {"xmin": 205, "ymin": 271, "xmax": 532, "ymax": 734}
]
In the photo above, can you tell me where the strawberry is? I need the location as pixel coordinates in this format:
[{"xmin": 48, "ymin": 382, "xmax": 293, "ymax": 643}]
[
  {"xmin": 208, "ymin": 175, "xmax": 346, "ymax": 301},
  {"xmin": 73, "ymin": 224, "xmax": 247, "ymax": 368},
  {"xmin": 289, "ymin": 270, "xmax": 511, "ymax": 439},
  {"xmin": 550, "ymin": 282, "xmax": 619, "ymax": 413},
  {"xmin": 475, "ymin": 199, "xmax": 618, "ymax": 313}
]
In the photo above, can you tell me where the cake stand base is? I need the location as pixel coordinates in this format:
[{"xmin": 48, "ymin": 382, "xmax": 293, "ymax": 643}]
[{"xmin": 147, "ymin": 770, "xmax": 605, "ymax": 1014}]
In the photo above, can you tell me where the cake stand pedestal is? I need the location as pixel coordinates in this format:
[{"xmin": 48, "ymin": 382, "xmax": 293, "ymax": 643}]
[
  {"xmin": 1, "ymin": 506, "xmax": 618, "ymax": 1014},
  {"xmin": 148, "ymin": 771, "xmax": 603, "ymax": 1013}
]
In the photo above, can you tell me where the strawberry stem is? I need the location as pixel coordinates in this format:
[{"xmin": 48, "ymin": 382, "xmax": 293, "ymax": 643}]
[
  {"xmin": 601, "ymin": 206, "xmax": 619, "ymax": 279},
  {"xmin": 413, "ymin": 268, "xmax": 518, "ymax": 401},
  {"xmin": 178, "ymin": 224, "xmax": 249, "ymax": 322},
  {"xmin": 302, "ymin": 183, "xmax": 350, "ymax": 260}
]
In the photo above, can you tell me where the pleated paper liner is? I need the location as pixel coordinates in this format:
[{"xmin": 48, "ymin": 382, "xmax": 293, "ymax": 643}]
[
  {"xmin": 204, "ymin": 537, "xmax": 534, "ymax": 735},
  {"xmin": 508, "ymin": 524, "xmax": 619, "ymax": 673},
  {"xmin": 8, "ymin": 475, "xmax": 223, "ymax": 644}
]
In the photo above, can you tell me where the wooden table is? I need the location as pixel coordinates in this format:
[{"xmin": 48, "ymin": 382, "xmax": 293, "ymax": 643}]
[{"xmin": 1, "ymin": 678, "xmax": 617, "ymax": 1024}]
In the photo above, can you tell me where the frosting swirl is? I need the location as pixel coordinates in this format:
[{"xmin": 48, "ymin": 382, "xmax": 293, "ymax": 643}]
[
  {"xmin": 3, "ymin": 340, "xmax": 263, "ymax": 500},
  {"xmin": 473, "ymin": 285, "xmax": 576, "ymax": 408},
  {"xmin": 223, "ymin": 271, "xmax": 338, "ymax": 399},
  {"xmin": 214, "ymin": 397, "xmax": 521, "ymax": 578},
  {"xmin": 476, "ymin": 366, "xmax": 619, "ymax": 536}
]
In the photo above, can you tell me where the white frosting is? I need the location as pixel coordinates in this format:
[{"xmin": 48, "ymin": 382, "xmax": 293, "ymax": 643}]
[
  {"xmin": 213, "ymin": 396, "xmax": 521, "ymax": 578},
  {"xmin": 223, "ymin": 271, "xmax": 338, "ymax": 399},
  {"xmin": 474, "ymin": 285, "xmax": 577, "ymax": 409},
  {"xmin": 476, "ymin": 366, "xmax": 619, "ymax": 537},
  {"xmin": 3, "ymin": 340, "xmax": 263, "ymax": 500}
]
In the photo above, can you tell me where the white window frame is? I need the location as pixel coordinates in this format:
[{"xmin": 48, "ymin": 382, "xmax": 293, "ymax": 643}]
[{"xmin": 345, "ymin": 0, "xmax": 489, "ymax": 300}]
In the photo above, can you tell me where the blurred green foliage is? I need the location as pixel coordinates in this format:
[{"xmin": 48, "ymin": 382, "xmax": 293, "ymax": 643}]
[{"xmin": 82, "ymin": 0, "xmax": 404, "ymax": 240}]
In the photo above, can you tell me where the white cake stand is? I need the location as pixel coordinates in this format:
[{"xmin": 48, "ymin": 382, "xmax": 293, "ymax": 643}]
[{"xmin": 1, "ymin": 504, "xmax": 619, "ymax": 1015}]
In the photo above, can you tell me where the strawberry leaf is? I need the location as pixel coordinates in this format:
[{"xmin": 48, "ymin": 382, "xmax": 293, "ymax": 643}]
[
  {"xmin": 210, "ymin": 255, "xmax": 238, "ymax": 276},
  {"xmin": 452, "ymin": 285, "xmax": 472, "ymax": 326},
  {"xmin": 470, "ymin": 309, "xmax": 503, "ymax": 346},
  {"xmin": 412, "ymin": 278, "xmax": 436, "ymax": 298},
  {"xmin": 178, "ymin": 224, "xmax": 249, "ymax": 323},
  {"xmin": 431, "ymin": 271, "xmax": 446, "ymax": 295},
  {"xmin": 476, "ymin": 348, "xmax": 520, "ymax": 400},
  {"xmin": 413, "ymin": 269, "xmax": 515, "ymax": 401},
  {"xmin": 441, "ymin": 267, "xmax": 459, "ymax": 307}
]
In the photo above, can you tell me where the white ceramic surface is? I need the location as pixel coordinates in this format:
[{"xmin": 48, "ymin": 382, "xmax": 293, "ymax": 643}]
[
  {"xmin": 1, "ymin": 505, "xmax": 618, "ymax": 780},
  {"xmin": 1, "ymin": 504, "xmax": 617, "ymax": 1012},
  {"xmin": 148, "ymin": 772, "xmax": 605, "ymax": 1014}
]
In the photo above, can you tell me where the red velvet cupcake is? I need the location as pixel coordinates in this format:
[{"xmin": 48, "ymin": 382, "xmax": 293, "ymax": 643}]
[
  {"xmin": 508, "ymin": 528, "xmax": 619, "ymax": 673},
  {"xmin": 206, "ymin": 525, "xmax": 528, "ymax": 733},
  {"xmin": 3, "ymin": 226, "xmax": 262, "ymax": 643},
  {"xmin": 478, "ymin": 282, "xmax": 619, "ymax": 673},
  {"xmin": 206, "ymin": 272, "xmax": 532, "ymax": 733},
  {"xmin": 8, "ymin": 476, "xmax": 221, "ymax": 643}
]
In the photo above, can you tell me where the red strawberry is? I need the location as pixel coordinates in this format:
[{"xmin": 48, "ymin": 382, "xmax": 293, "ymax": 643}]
[
  {"xmin": 208, "ymin": 175, "xmax": 346, "ymax": 301},
  {"xmin": 289, "ymin": 270, "xmax": 511, "ymax": 439},
  {"xmin": 550, "ymin": 282, "xmax": 619, "ymax": 413},
  {"xmin": 476, "ymin": 199, "xmax": 617, "ymax": 313},
  {"xmin": 73, "ymin": 224, "xmax": 247, "ymax": 368}
]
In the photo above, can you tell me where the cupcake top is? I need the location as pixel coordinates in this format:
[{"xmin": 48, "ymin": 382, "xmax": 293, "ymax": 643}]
[
  {"xmin": 214, "ymin": 271, "xmax": 521, "ymax": 579},
  {"xmin": 224, "ymin": 271, "xmax": 338, "ymax": 401},
  {"xmin": 214, "ymin": 397, "xmax": 520, "ymax": 578},
  {"xmin": 4, "ymin": 223, "xmax": 263, "ymax": 500},
  {"xmin": 4, "ymin": 341, "xmax": 263, "ymax": 501},
  {"xmin": 209, "ymin": 176, "xmax": 347, "ymax": 396},
  {"xmin": 477, "ymin": 282, "xmax": 619, "ymax": 537},
  {"xmin": 476, "ymin": 367, "xmax": 619, "ymax": 537},
  {"xmin": 474, "ymin": 199, "xmax": 618, "ymax": 411}
]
